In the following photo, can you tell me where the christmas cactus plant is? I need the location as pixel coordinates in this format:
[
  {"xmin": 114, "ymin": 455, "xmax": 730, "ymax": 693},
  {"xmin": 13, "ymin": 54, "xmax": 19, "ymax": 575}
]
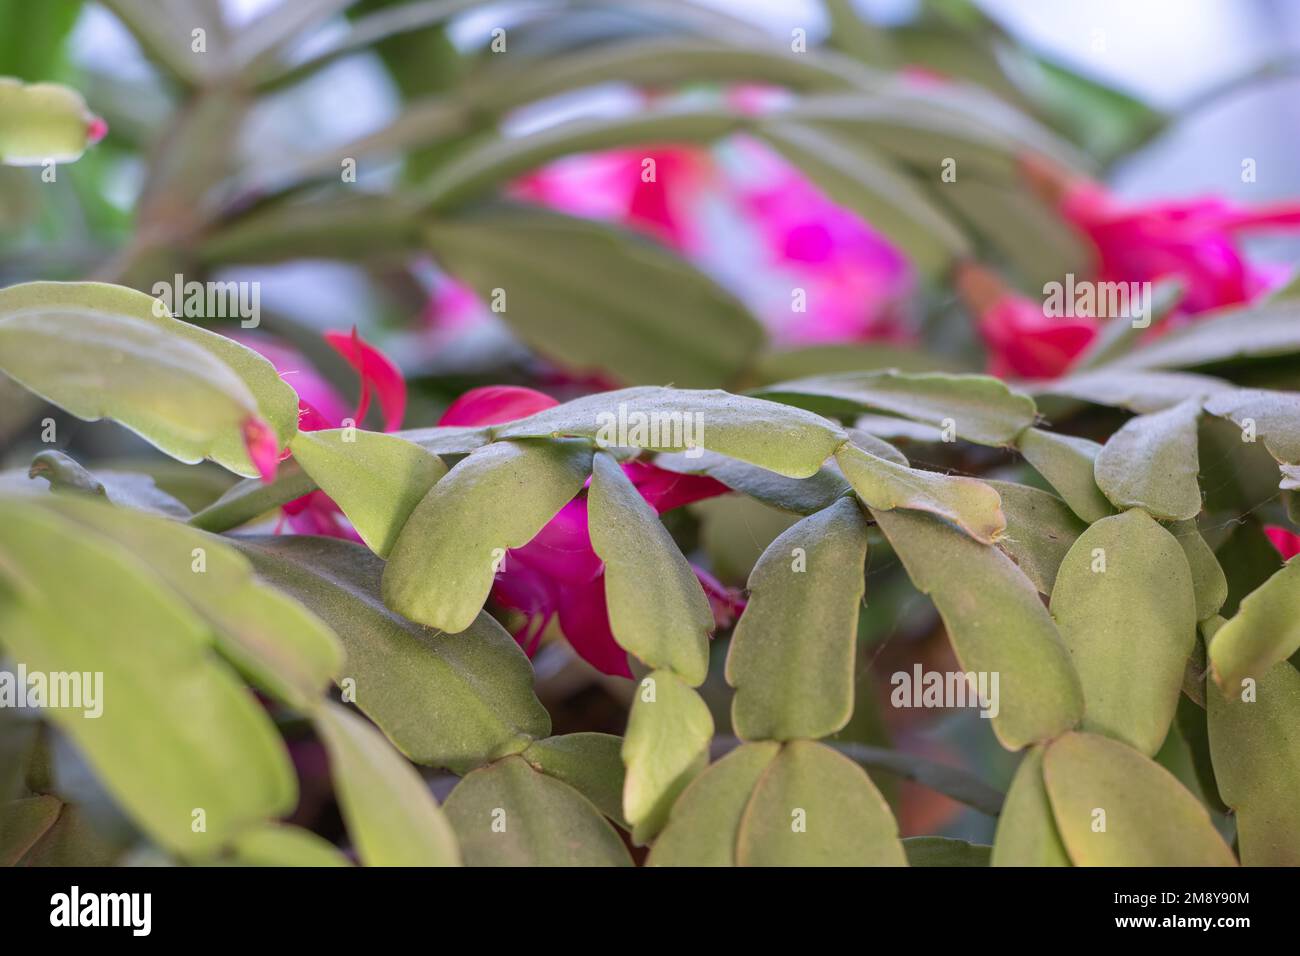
[{"xmin": 1, "ymin": 0, "xmax": 1299, "ymax": 873}]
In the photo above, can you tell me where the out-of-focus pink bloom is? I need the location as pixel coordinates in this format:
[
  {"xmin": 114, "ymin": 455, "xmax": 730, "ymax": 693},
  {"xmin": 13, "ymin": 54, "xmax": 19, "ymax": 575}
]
[
  {"xmin": 730, "ymin": 141, "xmax": 913, "ymax": 344},
  {"xmin": 957, "ymin": 263, "xmax": 1098, "ymax": 380},
  {"xmin": 505, "ymin": 135, "xmax": 915, "ymax": 349},
  {"xmin": 238, "ymin": 328, "xmax": 407, "ymax": 536},
  {"xmin": 440, "ymin": 385, "xmax": 741, "ymax": 677},
  {"xmin": 1022, "ymin": 156, "xmax": 1300, "ymax": 320},
  {"xmin": 1264, "ymin": 525, "xmax": 1300, "ymax": 561},
  {"xmin": 1061, "ymin": 183, "xmax": 1300, "ymax": 319},
  {"xmin": 512, "ymin": 146, "xmax": 714, "ymax": 253}
]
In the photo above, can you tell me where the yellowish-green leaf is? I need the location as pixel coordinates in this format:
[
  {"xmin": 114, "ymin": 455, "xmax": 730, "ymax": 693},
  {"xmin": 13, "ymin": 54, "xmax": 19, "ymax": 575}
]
[
  {"xmin": 735, "ymin": 740, "xmax": 906, "ymax": 866},
  {"xmin": 444, "ymin": 755, "xmax": 632, "ymax": 866},
  {"xmin": 496, "ymin": 386, "xmax": 846, "ymax": 479},
  {"xmin": 874, "ymin": 508, "xmax": 1082, "ymax": 750},
  {"xmin": 837, "ymin": 442, "xmax": 1005, "ymax": 543},
  {"xmin": 0, "ymin": 500, "xmax": 296, "ymax": 858},
  {"xmin": 522, "ymin": 733, "xmax": 627, "ymax": 829},
  {"xmin": 42, "ymin": 495, "xmax": 341, "ymax": 710},
  {"xmin": 991, "ymin": 746, "xmax": 1070, "ymax": 867},
  {"xmin": 622, "ymin": 671, "xmax": 713, "ymax": 845},
  {"xmin": 0, "ymin": 282, "xmax": 298, "ymax": 478},
  {"xmin": 726, "ymin": 498, "xmax": 869, "ymax": 739},
  {"xmin": 315, "ymin": 702, "xmax": 460, "ymax": 867},
  {"xmin": 759, "ymin": 369, "xmax": 1036, "ymax": 446},
  {"xmin": 1207, "ymin": 656, "xmax": 1300, "ymax": 865},
  {"xmin": 1050, "ymin": 510, "xmax": 1196, "ymax": 756},
  {"xmin": 289, "ymin": 429, "xmax": 446, "ymax": 558},
  {"xmin": 1043, "ymin": 731, "xmax": 1236, "ymax": 866},
  {"xmin": 235, "ymin": 535, "xmax": 550, "ymax": 773},
  {"xmin": 990, "ymin": 480, "xmax": 1086, "ymax": 595},
  {"xmin": 1171, "ymin": 519, "xmax": 1228, "ymax": 623},
  {"xmin": 1094, "ymin": 399, "xmax": 1202, "ymax": 520},
  {"xmin": 1208, "ymin": 558, "xmax": 1300, "ymax": 693},
  {"xmin": 382, "ymin": 439, "xmax": 592, "ymax": 633},
  {"xmin": 0, "ymin": 78, "xmax": 100, "ymax": 165},
  {"xmin": 588, "ymin": 452, "xmax": 712, "ymax": 684},
  {"xmin": 647, "ymin": 741, "xmax": 781, "ymax": 867},
  {"xmin": 229, "ymin": 823, "xmax": 350, "ymax": 867},
  {"xmin": 1016, "ymin": 427, "xmax": 1114, "ymax": 523}
]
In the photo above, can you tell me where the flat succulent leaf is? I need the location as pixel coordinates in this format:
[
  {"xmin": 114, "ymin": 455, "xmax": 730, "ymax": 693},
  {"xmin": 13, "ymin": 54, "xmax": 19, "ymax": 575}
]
[
  {"xmin": 315, "ymin": 702, "xmax": 460, "ymax": 867},
  {"xmin": 0, "ymin": 282, "xmax": 298, "ymax": 478},
  {"xmin": 0, "ymin": 78, "xmax": 99, "ymax": 165},
  {"xmin": 1203, "ymin": 388, "xmax": 1300, "ymax": 477},
  {"xmin": 522, "ymin": 734, "xmax": 627, "ymax": 829},
  {"xmin": 228, "ymin": 823, "xmax": 351, "ymax": 867},
  {"xmin": 726, "ymin": 498, "xmax": 869, "ymax": 739},
  {"xmin": 289, "ymin": 429, "xmax": 446, "ymax": 558},
  {"xmin": 1111, "ymin": 301, "xmax": 1300, "ymax": 370},
  {"xmin": 653, "ymin": 450, "xmax": 852, "ymax": 516},
  {"xmin": 989, "ymin": 480, "xmax": 1086, "ymax": 595},
  {"xmin": 1207, "ymin": 656, "xmax": 1300, "ymax": 865},
  {"xmin": 0, "ymin": 795, "xmax": 62, "ymax": 866},
  {"xmin": 587, "ymin": 452, "xmax": 712, "ymax": 684},
  {"xmin": 836, "ymin": 441, "xmax": 1006, "ymax": 543},
  {"xmin": 1036, "ymin": 368, "xmax": 1230, "ymax": 414},
  {"xmin": 874, "ymin": 508, "xmax": 1083, "ymax": 750},
  {"xmin": 42, "ymin": 496, "xmax": 341, "ymax": 710},
  {"xmin": 1016, "ymin": 427, "xmax": 1114, "ymax": 523},
  {"xmin": 234, "ymin": 535, "xmax": 549, "ymax": 772},
  {"xmin": 382, "ymin": 438, "xmax": 593, "ymax": 633},
  {"xmin": 759, "ymin": 370, "xmax": 1036, "ymax": 446},
  {"xmin": 622, "ymin": 672, "xmax": 713, "ymax": 844},
  {"xmin": 903, "ymin": 836, "xmax": 991, "ymax": 867},
  {"xmin": 648, "ymin": 741, "xmax": 781, "ymax": 867},
  {"xmin": 496, "ymin": 386, "xmax": 846, "ymax": 479},
  {"xmin": 424, "ymin": 207, "xmax": 764, "ymax": 388},
  {"xmin": 1043, "ymin": 732, "xmax": 1237, "ymax": 866},
  {"xmin": 735, "ymin": 740, "xmax": 906, "ymax": 866},
  {"xmin": 396, "ymin": 424, "xmax": 494, "ymax": 456},
  {"xmin": 1208, "ymin": 558, "xmax": 1300, "ymax": 693},
  {"xmin": 1094, "ymin": 399, "xmax": 1203, "ymax": 520},
  {"xmin": 1170, "ymin": 519, "xmax": 1228, "ymax": 623},
  {"xmin": 444, "ymin": 755, "xmax": 632, "ymax": 866},
  {"xmin": 1049, "ymin": 510, "xmax": 1197, "ymax": 756},
  {"xmin": 0, "ymin": 501, "xmax": 295, "ymax": 858},
  {"xmin": 187, "ymin": 461, "xmax": 316, "ymax": 532},
  {"xmin": 991, "ymin": 746, "xmax": 1070, "ymax": 867},
  {"xmin": 754, "ymin": 122, "xmax": 969, "ymax": 277}
]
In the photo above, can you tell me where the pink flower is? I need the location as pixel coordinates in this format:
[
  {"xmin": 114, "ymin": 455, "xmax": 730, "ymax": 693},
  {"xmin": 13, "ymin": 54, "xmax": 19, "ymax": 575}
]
[
  {"xmin": 507, "ymin": 135, "xmax": 915, "ymax": 349},
  {"xmin": 1264, "ymin": 525, "xmax": 1300, "ymax": 561},
  {"xmin": 440, "ymin": 385, "xmax": 741, "ymax": 677},
  {"xmin": 957, "ymin": 263, "xmax": 1099, "ymax": 380},
  {"xmin": 238, "ymin": 328, "xmax": 406, "ymax": 536},
  {"xmin": 1060, "ymin": 183, "xmax": 1300, "ymax": 319}
]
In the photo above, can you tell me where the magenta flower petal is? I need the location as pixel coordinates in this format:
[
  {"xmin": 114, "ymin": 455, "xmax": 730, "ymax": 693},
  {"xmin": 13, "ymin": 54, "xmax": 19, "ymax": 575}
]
[
  {"xmin": 622, "ymin": 459, "xmax": 730, "ymax": 514},
  {"xmin": 556, "ymin": 575, "xmax": 633, "ymax": 678},
  {"xmin": 1264, "ymin": 525, "xmax": 1300, "ymax": 561},
  {"xmin": 242, "ymin": 416, "xmax": 280, "ymax": 483},
  {"xmin": 323, "ymin": 328, "xmax": 407, "ymax": 431},
  {"xmin": 438, "ymin": 385, "xmax": 559, "ymax": 427}
]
